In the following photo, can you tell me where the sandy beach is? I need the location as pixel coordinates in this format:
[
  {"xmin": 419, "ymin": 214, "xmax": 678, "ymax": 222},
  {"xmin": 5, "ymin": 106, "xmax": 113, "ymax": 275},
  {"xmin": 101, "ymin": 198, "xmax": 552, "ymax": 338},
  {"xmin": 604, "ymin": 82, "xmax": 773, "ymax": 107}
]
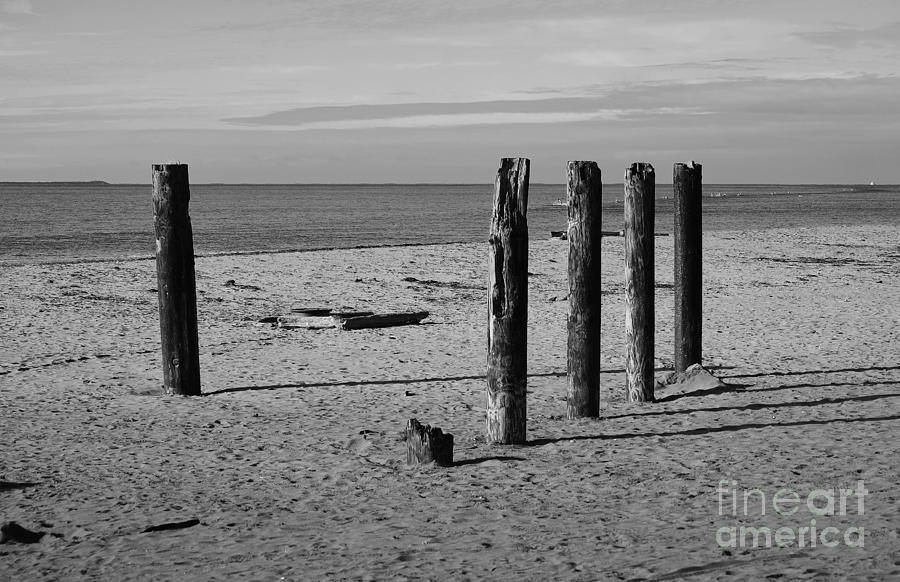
[{"xmin": 2, "ymin": 224, "xmax": 899, "ymax": 580}]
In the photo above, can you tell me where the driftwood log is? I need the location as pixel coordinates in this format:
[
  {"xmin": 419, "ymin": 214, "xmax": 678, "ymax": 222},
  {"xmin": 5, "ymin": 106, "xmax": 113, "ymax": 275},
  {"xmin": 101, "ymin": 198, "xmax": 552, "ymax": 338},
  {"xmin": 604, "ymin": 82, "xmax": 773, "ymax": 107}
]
[
  {"xmin": 152, "ymin": 163, "xmax": 201, "ymax": 396},
  {"xmin": 277, "ymin": 315, "xmax": 338, "ymax": 329},
  {"xmin": 487, "ymin": 157, "xmax": 529, "ymax": 444},
  {"xmin": 340, "ymin": 311, "xmax": 428, "ymax": 330},
  {"xmin": 406, "ymin": 419, "xmax": 453, "ymax": 466},
  {"xmin": 624, "ymin": 163, "xmax": 656, "ymax": 402},
  {"xmin": 274, "ymin": 311, "xmax": 425, "ymax": 330},
  {"xmin": 290, "ymin": 305, "xmax": 332, "ymax": 316}
]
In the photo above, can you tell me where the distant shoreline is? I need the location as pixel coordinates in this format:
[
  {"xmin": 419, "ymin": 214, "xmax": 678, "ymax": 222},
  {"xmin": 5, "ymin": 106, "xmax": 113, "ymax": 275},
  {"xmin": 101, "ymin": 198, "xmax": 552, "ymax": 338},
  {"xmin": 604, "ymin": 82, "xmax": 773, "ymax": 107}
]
[
  {"xmin": 0, "ymin": 180, "xmax": 111, "ymax": 185},
  {"xmin": 1, "ymin": 181, "xmax": 894, "ymax": 187}
]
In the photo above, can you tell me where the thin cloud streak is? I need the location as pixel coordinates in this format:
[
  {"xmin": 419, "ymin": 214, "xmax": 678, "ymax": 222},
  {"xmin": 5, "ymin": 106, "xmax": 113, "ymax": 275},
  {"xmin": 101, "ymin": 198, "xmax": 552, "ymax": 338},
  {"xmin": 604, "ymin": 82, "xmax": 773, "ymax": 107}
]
[
  {"xmin": 797, "ymin": 21, "xmax": 900, "ymax": 48},
  {"xmin": 2, "ymin": 0, "xmax": 32, "ymax": 14},
  {"xmin": 224, "ymin": 74, "xmax": 899, "ymax": 131},
  {"xmin": 224, "ymin": 108, "xmax": 707, "ymax": 131}
]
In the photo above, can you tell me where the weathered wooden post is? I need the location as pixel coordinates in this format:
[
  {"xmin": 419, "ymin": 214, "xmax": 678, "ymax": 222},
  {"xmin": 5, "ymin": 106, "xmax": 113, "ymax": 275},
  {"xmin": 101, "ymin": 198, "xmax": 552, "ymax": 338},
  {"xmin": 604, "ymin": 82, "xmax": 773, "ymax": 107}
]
[
  {"xmin": 406, "ymin": 419, "xmax": 454, "ymax": 466},
  {"xmin": 566, "ymin": 161, "xmax": 602, "ymax": 418},
  {"xmin": 487, "ymin": 157, "xmax": 529, "ymax": 444},
  {"xmin": 674, "ymin": 161, "xmax": 702, "ymax": 372},
  {"xmin": 152, "ymin": 163, "xmax": 201, "ymax": 396},
  {"xmin": 624, "ymin": 163, "xmax": 655, "ymax": 402}
]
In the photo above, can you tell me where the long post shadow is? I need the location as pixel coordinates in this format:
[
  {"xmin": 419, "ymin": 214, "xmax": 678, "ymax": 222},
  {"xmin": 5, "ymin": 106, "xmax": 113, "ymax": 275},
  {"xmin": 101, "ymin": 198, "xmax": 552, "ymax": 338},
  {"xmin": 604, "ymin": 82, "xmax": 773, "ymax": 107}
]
[
  {"xmin": 527, "ymin": 413, "xmax": 900, "ymax": 446},
  {"xmin": 603, "ymin": 391, "xmax": 900, "ymax": 421},
  {"xmin": 204, "ymin": 371, "xmax": 566, "ymax": 396},
  {"xmin": 720, "ymin": 364, "xmax": 900, "ymax": 379},
  {"xmin": 204, "ymin": 365, "xmax": 740, "ymax": 396}
]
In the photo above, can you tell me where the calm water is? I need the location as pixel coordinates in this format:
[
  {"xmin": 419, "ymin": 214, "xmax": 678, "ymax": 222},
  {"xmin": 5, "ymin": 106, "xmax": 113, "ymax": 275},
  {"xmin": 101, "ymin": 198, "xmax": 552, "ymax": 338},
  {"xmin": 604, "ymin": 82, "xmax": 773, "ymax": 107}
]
[{"xmin": 1, "ymin": 182, "xmax": 898, "ymax": 265}]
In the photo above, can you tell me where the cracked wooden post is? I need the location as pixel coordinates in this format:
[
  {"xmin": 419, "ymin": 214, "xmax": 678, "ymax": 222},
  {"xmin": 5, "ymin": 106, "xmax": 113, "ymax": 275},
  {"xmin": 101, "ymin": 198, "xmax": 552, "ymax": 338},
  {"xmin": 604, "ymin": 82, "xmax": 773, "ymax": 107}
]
[
  {"xmin": 566, "ymin": 161, "xmax": 602, "ymax": 418},
  {"xmin": 406, "ymin": 419, "xmax": 454, "ymax": 466},
  {"xmin": 624, "ymin": 163, "xmax": 655, "ymax": 402},
  {"xmin": 487, "ymin": 157, "xmax": 529, "ymax": 444},
  {"xmin": 674, "ymin": 161, "xmax": 702, "ymax": 373},
  {"xmin": 152, "ymin": 163, "xmax": 201, "ymax": 396}
]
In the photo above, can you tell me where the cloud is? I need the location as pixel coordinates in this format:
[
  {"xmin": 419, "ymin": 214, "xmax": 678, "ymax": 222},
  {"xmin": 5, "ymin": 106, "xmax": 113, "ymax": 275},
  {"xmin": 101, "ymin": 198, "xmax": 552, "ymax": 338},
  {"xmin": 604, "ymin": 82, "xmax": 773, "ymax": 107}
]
[
  {"xmin": 215, "ymin": 64, "xmax": 326, "ymax": 76},
  {"xmin": 223, "ymin": 72, "xmax": 900, "ymax": 132},
  {"xmin": 63, "ymin": 31, "xmax": 119, "ymax": 37},
  {"xmin": 797, "ymin": 21, "xmax": 900, "ymax": 49},
  {"xmin": 547, "ymin": 50, "xmax": 643, "ymax": 68},
  {"xmin": 223, "ymin": 98, "xmax": 709, "ymax": 130},
  {"xmin": 2, "ymin": 0, "xmax": 33, "ymax": 14},
  {"xmin": 0, "ymin": 49, "xmax": 45, "ymax": 56}
]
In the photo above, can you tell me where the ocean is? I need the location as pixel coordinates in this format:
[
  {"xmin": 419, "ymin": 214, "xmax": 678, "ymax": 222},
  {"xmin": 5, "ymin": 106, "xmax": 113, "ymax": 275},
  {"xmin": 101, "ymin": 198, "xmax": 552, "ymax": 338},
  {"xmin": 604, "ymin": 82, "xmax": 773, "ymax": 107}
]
[{"xmin": 1, "ymin": 182, "xmax": 898, "ymax": 266}]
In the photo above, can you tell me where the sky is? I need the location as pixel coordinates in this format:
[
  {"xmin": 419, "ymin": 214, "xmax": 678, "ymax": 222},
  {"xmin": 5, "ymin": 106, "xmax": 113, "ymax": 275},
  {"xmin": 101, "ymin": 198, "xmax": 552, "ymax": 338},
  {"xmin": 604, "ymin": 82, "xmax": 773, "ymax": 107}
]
[{"xmin": 2, "ymin": 0, "xmax": 899, "ymax": 183}]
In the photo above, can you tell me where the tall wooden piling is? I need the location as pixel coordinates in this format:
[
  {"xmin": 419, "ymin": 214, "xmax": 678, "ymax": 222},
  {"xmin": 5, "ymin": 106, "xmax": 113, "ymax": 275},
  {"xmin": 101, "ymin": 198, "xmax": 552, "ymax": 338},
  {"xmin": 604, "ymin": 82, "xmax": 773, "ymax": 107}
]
[
  {"xmin": 566, "ymin": 161, "xmax": 602, "ymax": 418},
  {"xmin": 152, "ymin": 164, "xmax": 201, "ymax": 396},
  {"xmin": 487, "ymin": 157, "xmax": 529, "ymax": 444},
  {"xmin": 674, "ymin": 162, "xmax": 702, "ymax": 372},
  {"xmin": 624, "ymin": 163, "xmax": 655, "ymax": 402}
]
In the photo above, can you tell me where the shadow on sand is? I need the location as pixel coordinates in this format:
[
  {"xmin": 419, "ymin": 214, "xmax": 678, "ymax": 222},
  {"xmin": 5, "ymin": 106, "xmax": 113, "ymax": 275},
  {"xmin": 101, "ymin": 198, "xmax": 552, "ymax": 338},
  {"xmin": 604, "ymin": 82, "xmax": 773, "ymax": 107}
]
[
  {"xmin": 528, "ymin": 411, "xmax": 900, "ymax": 447},
  {"xmin": 605, "ymin": 391, "xmax": 900, "ymax": 421},
  {"xmin": 204, "ymin": 365, "xmax": 740, "ymax": 397},
  {"xmin": 719, "ymin": 363, "xmax": 900, "ymax": 379}
]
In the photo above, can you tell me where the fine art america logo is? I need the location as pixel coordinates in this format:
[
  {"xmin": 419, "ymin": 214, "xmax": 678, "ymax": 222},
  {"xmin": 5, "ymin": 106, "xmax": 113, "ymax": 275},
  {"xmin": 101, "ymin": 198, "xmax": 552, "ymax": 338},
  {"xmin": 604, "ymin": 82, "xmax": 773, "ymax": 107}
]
[{"xmin": 716, "ymin": 480, "xmax": 868, "ymax": 549}]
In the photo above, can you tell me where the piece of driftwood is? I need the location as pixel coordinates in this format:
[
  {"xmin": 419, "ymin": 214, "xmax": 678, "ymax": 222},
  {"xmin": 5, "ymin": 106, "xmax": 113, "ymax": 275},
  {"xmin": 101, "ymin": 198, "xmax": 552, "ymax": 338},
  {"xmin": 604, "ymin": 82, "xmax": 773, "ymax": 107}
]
[
  {"xmin": 223, "ymin": 279, "xmax": 261, "ymax": 291},
  {"xmin": 277, "ymin": 315, "xmax": 337, "ymax": 329},
  {"xmin": 341, "ymin": 311, "xmax": 429, "ymax": 330},
  {"xmin": 0, "ymin": 481, "xmax": 39, "ymax": 492},
  {"xmin": 330, "ymin": 310, "xmax": 375, "ymax": 319},
  {"xmin": 152, "ymin": 163, "xmax": 201, "ymax": 396},
  {"xmin": 406, "ymin": 419, "xmax": 453, "ymax": 466},
  {"xmin": 290, "ymin": 305, "xmax": 332, "ymax": 316},
  {"xmin": 142, "ymin": 518, "xmax": 200, "ymax": 533}
]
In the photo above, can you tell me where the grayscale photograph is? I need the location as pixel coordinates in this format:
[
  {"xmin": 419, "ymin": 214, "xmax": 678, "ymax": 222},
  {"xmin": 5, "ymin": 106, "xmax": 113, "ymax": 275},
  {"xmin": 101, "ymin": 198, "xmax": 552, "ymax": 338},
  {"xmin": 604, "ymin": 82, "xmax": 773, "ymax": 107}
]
[{"xmin": 1, "ymin": 1, "xmax": 898, "ymax": 580}]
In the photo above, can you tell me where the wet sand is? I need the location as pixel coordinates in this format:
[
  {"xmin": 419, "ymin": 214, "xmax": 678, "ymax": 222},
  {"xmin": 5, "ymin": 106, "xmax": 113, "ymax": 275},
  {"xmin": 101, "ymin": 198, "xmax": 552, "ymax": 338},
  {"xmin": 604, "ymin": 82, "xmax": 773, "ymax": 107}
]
[{"xmin": 2, "ymin": 224, "xmax": 899, "ymax": 580}]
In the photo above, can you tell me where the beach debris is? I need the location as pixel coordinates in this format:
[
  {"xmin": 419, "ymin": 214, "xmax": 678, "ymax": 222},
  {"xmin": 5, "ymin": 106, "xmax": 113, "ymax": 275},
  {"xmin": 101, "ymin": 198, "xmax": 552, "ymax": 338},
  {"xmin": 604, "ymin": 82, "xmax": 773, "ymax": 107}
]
[
  {"xmin": 331, "ymin": 310, "xmax": 375, "ymax": 319},
  {"xmin": 142, "ymin": 518, "xmax": 200, "ymax": 533},
  {"xmin": 0, "ymin": 480, "xmax": 39, "ymax": 492},
  {"xmin": 277, "ymin": 315, "xmax": 337, "ymax": 330},
  {"xmin": 406, "ymin": 419, "xmax": 453, "ymax": 467},
  {"xmin": 340, "ymin": 311, "xmax": 429, "ymax": 330},
  {"xmin": 223, "ymin": 279, "xmax": 261, "ymax": 291},
  {"xmin": 267, "ymin": 308, "xmax": 428, "ymax": 330},
  {"xmin": 290, "ymin": 305, "xmax": 332, "ymax": 316},
  {"xmin": 402, "ymin": 277, "xmax": 484, "ymax": 291},
  {"xmin": 1, "ymin": 521, "xmax": 46, "ymax": 544}
]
